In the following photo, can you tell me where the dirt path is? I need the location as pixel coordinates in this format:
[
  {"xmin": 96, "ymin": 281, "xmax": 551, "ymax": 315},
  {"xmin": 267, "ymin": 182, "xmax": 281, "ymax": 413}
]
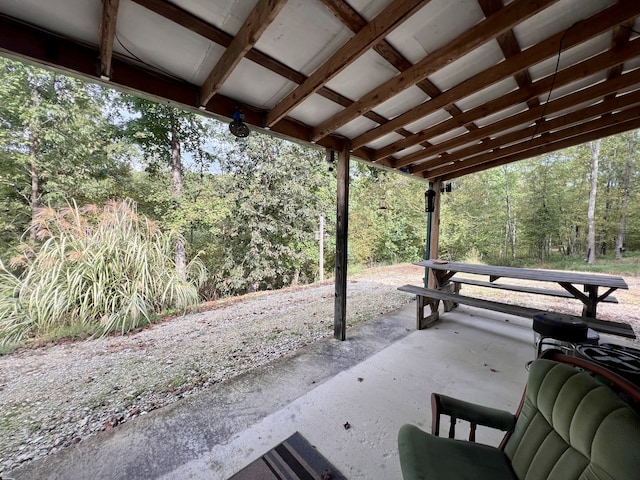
[{"xmin": 0, "ymin": 264, "xmax": 637, "ymax": 475}]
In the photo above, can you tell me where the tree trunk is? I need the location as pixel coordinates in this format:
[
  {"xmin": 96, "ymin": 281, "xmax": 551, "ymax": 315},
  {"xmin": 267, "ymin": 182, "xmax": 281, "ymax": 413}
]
[
  {"xmin": 29, "ymin": 84, "xmax": 41, "ymax": 244},
  {"xmin": 616, "ymin": 134, "xmax": 635, "ymax": 260},
  {"xmin": 586, "ymin": 140, "xmax": 600, "ymax": 264},
  {"xmin": 503, "ymin": 171, "xmax": 516, "ymax": 262},
  {"xmin": 170, "ymin": 117, "xmax": 187, "ymax": 281}
]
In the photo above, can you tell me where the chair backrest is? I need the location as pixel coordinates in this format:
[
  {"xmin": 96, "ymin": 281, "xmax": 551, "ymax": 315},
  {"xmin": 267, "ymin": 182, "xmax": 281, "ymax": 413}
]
[{"xmin": 503, "ymin": 358, "xmax": 640, "ymax": 480}]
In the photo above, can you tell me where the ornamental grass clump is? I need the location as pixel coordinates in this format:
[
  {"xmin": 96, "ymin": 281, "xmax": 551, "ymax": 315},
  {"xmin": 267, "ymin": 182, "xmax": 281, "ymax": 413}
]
[{"xmin": 0, "ymin": 199, "xmax": 206, "ymax": 346}]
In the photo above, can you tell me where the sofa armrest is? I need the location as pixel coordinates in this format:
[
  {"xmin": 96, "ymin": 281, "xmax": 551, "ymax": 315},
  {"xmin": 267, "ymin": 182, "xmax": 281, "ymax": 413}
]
[{"xmin": 432, "ymin": 393, "xmax": 516, "ymax": 442}]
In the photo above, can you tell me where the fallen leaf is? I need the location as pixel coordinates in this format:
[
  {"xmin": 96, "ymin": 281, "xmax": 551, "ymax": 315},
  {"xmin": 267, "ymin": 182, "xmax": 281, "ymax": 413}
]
[
  {"xmin": 490, "ymin": 368, "xmax": 498, "ymax": 373},
  {"xmin": 357, "ymin": 377, "xmax": 364, "ymax": 382}
]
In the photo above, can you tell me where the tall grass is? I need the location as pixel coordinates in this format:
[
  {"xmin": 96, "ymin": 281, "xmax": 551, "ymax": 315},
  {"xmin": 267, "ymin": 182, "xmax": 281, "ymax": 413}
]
[{"xmin": 0, "ymin": 199, "xmax": 206, "ymax": 346}]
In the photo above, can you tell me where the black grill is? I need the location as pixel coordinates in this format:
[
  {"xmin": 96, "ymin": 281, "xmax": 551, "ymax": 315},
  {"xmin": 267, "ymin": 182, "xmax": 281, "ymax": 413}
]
[{"xmin": 575, "ymin": 343, "xmax": 640, "ymax": 386}]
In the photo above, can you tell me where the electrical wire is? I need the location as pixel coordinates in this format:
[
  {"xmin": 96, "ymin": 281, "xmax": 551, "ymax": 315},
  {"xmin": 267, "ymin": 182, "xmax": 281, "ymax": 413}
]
[
  {"xmin": 114, "ymin": 31, "xmax": 190, "ymax": 84},
  {"xmin": 527, "ymin": 21, "xmax": 579, "ymax": 146},
  {"xmin": 528, "ymin": 22, "xmax": 640, "ymax": 146}
]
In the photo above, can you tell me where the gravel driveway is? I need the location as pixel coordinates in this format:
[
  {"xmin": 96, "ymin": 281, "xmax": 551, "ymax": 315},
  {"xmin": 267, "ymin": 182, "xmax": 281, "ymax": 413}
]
[{"xmin": 0, "ymin": 265, "xmax": 419, "ymax": 475}]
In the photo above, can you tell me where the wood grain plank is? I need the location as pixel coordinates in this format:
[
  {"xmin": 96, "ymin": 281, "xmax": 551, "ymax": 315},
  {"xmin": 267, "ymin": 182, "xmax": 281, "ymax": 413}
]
[
  {"xmin": 265, "ymin": 0, "xmax": 428, "ymax": 126},
  {"xmin": 99, "ymin": 0, "xmax": 120, "ymax": 79},
  {"xmin": 311, "ymin": 0, "xmax": 560, "ymax": 142},
  {"xmin": 199, "ymin": 0, "xmax": 287, "ymax": 106}
]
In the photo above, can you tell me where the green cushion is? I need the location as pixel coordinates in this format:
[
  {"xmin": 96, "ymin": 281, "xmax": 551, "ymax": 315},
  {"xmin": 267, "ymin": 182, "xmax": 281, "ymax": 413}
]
[
  {"xmin": 504, "ymin": 359, "xmax": 640, "ymax": 480},
  {"xmin": 398, "ymin": 424, "xmax": 518, "ymax": 480},
  {"xmin": 398, "ymin": 359, "xmax": 640, "ymax": 480}
]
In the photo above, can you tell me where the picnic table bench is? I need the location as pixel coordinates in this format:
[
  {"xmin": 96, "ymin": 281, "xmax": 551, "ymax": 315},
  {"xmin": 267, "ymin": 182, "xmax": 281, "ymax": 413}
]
[{"xmin": 398, "ymin": 260, "xmax": 634, "ymax": 338}]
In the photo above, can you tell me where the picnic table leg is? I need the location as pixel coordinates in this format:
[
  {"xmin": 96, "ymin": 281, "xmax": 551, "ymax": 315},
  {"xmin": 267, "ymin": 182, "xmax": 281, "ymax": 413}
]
[
  {"xmin": 582, "ymin": 286, "xmax": 598, "ymax": 318},
  {"xmin": 417, "ymin": 295, "xmax": 440, "ymax": 329},
  {"xmin": 442, "ymin": 282, "xmax": 457, "ymax": 312}
]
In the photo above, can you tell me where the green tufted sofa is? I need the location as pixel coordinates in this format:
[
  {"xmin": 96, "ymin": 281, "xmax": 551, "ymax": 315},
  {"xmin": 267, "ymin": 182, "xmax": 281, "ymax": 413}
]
[{"xmin": 398, "ymin": 352, "xmax": 640, "ymax": 480}]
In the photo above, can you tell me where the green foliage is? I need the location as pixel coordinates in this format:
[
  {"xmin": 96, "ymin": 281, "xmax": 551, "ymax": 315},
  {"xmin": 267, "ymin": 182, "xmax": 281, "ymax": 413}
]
[
  {"xmin": 0, "ymin": 199, "xmax": 206, "ymax": 346},
  {"xmin": 0, "ymin": 58, "xmax": 132, "ymax": 257},
  {"xmin": 207, "ymin": 133, "xmax": 334, "ymax": 296},
  {"xmin": 528, "ymin": 250, "xmax": 640, "ymax": 276},
  {"xmin": 349, "ymin": 167, "xmax": 425, "ymax": 265},
  {"xmin": 440, "ymin": 132, "xmax": 640, "ymax": 264}
]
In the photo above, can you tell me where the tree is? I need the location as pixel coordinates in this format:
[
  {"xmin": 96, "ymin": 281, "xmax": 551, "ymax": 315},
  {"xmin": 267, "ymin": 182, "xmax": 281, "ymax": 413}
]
[
  {"xmin": 616, "ymin": 132, "xmax": 636, "ymax": 259},
  {"xmin": 214, "ymin": 133, "xmax": 332, "ymax": 295},
  {"xmin": 120, "ymin": 96, "xmax": 215, "ymax": 280},
  {"xmin": 586, "ymin": 140, "xmax": 601, "ymax": 264},
  {"xmin": 349, "ymin": 166, "xmax": 424, "ymax": 265},
  {"xmin": 0, "ymin": 58, "xmax": 127, "ymax": 256}
]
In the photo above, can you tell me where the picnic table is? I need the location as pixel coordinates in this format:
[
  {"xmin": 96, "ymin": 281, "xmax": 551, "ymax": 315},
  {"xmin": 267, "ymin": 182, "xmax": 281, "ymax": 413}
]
[{"xmin": 398, "ymin": 260, "xmax": 634, "ymax": 338}]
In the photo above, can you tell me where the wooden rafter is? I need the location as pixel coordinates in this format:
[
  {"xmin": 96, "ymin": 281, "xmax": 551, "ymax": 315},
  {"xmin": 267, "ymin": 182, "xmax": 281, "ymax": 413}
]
[
  {"xmin": 318, "ymin": 0, "xmax": 483, "ymax": 149},
  {"xmin": 428, "ymin": 103, "xmax": 640, "ymax": 179},
  {"xmin": 310, "ymin": 0, "xmax": 559, "ymax": 142},
  {"xmin": 604, "ymin": 22, "xmax": 633, "ymax": 100},
  {"xmin": 422, "ymin": 89, "xmax": 640, "ymax": 174},
  {"xmin": 355, "ymin": 1, "xmax": 640, "ymax": 155},
  {"xmin": 99, "ymin": 0, "xmax": 120, "ymax": 79},
  {"xmin": 199, "ymin": 0, "xmax": 287, "ymax": 107},
  {"xmin": 394, "ymin": 34, "xmax": 640, "ymax": 170},
  {"xmin": 477, "ymin": 0, "xmax": 539, "ymax": 109},
  {"xmin": 132, "ymin": 0, "xmax": 406, "ymax": 135},
  {"xmin": 440, "ymin": 115, "xmax": 640, "ymax": 181},
  {"xmin": 406, "ymin": 65, "xmax": 640, "ymax": 173},
  {"xmin": 265, "ymin": 0, "xmax": 428, "ymax": 127}
]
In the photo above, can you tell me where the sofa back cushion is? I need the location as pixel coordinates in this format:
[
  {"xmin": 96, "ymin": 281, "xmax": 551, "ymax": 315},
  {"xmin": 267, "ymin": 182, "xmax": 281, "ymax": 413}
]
[{"xmin": 504, "ymin": 359, "xmax": 640, "ymax": 480}]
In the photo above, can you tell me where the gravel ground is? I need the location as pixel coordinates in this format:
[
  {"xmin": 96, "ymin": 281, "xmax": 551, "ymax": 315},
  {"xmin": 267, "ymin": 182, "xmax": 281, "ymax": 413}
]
[
  {"xmin": 1, "ymin": 264, "xmax": 637, "ymax": 475},
  {"xmin": 0, "ymin": 264, "xmax": 419, "ymax": 475}
]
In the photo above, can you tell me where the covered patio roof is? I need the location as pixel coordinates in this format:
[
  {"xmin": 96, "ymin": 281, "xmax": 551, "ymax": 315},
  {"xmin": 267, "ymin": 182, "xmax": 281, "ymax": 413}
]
[{"xmin": 2, "ymin": 0, "xmax": 640, "ymax": 181}]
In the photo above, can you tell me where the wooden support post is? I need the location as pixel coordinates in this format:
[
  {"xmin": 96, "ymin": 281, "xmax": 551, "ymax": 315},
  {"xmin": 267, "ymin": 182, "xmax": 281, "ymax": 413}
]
[
  {"xmin": 319, "ymin": 215, "xmax": 325, "ymax": 283},
  {"xmin": 427, "ymin": 179, "xmax": 442, "ymax": 288},
  {"xmin": 334, "ymin": 145, "xmax": 350, "ymax": 340}
]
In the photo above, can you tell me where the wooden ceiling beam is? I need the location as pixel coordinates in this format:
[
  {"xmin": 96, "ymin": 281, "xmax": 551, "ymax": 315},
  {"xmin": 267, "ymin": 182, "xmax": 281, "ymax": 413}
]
[
  {"xmin": 131, "ymin": 0, "xmax": 411, "ymax": 141},
  {"xmin": 478, "ymin": 0, "xmax": 539, "ymax": 109},
  {"xmin": 310, "ymin": 0, "xmax": 559, "ymax": 142},
  {"xmin": 426, "ymin": 106, "xmax": 640, "ymax": 178},
  {"xmin": 604, "ymin": 22, "xmax": 633, "ymax": 103},
  {"xmin": 265, "ymin": 0, "xmax": 427, "ymax": 127},
  {"xmin": 436, "ymin": 115, "xmax": 640, "ymax": 181},
  {"xmin": 320, "ymin": 0, "xmax": 477, "ymax": 139},
  {"xmin": 420, "ymin": 89, "xmax": 640, "ymax": 169},
  {"xmin": 389, "ymin": 33, "xmax": 640, "ymax": 168},
  {"xmin": 404, "ymin": 66, "xmax": 640, "ymax": 172},
  {"xmin": 199, "ymin": 0, "xmax": 287, "ymax": 107},
  {"xmin": 99, "ymin": 0, "xmax": 120, "ymax": 80},
  {"xmin": 357, "ymin": 1, "xmax": 640, "ymax": 153}
]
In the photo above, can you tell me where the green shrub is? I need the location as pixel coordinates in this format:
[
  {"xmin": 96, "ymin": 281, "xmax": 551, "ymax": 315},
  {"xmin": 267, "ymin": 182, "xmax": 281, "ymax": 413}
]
[{"xmin": 0, "ymin": 199, "xmax": 206, "ymax": 346}]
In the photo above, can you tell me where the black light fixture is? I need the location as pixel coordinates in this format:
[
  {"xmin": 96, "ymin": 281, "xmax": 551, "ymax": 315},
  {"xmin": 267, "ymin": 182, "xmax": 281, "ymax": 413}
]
[
  {"xmin": 325, "ymin": 149, "xmax": 335, "ymax": 172},
  {"xmin": 440, "ymin": 182, "xmax": 452, "ymax": 193},
  {"xmin": 229, "ymin": 108, "xmax": 250, "ymax": 138},
  {"xmin": 425, "ymin": 188, "xmax": 436, "ymax": 213}
]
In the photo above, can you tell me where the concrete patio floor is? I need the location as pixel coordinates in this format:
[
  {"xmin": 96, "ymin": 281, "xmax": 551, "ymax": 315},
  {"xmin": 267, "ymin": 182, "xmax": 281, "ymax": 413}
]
[{"xmin": 12, "ymin": 302, "xmax": 561, "ymax": 480}]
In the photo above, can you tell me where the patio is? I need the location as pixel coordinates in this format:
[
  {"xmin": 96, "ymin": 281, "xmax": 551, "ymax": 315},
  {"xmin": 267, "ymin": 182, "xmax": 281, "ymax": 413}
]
[{"xmin": 9, "ymin": 301, "xmax": 585, "ymax": 480}]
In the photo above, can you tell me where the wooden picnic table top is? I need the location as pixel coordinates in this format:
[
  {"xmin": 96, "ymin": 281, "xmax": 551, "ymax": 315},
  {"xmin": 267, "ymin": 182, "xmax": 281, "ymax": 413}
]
[{"xmin": 414, "ymin": 260, "xmax": 629, "ymax": 290}]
